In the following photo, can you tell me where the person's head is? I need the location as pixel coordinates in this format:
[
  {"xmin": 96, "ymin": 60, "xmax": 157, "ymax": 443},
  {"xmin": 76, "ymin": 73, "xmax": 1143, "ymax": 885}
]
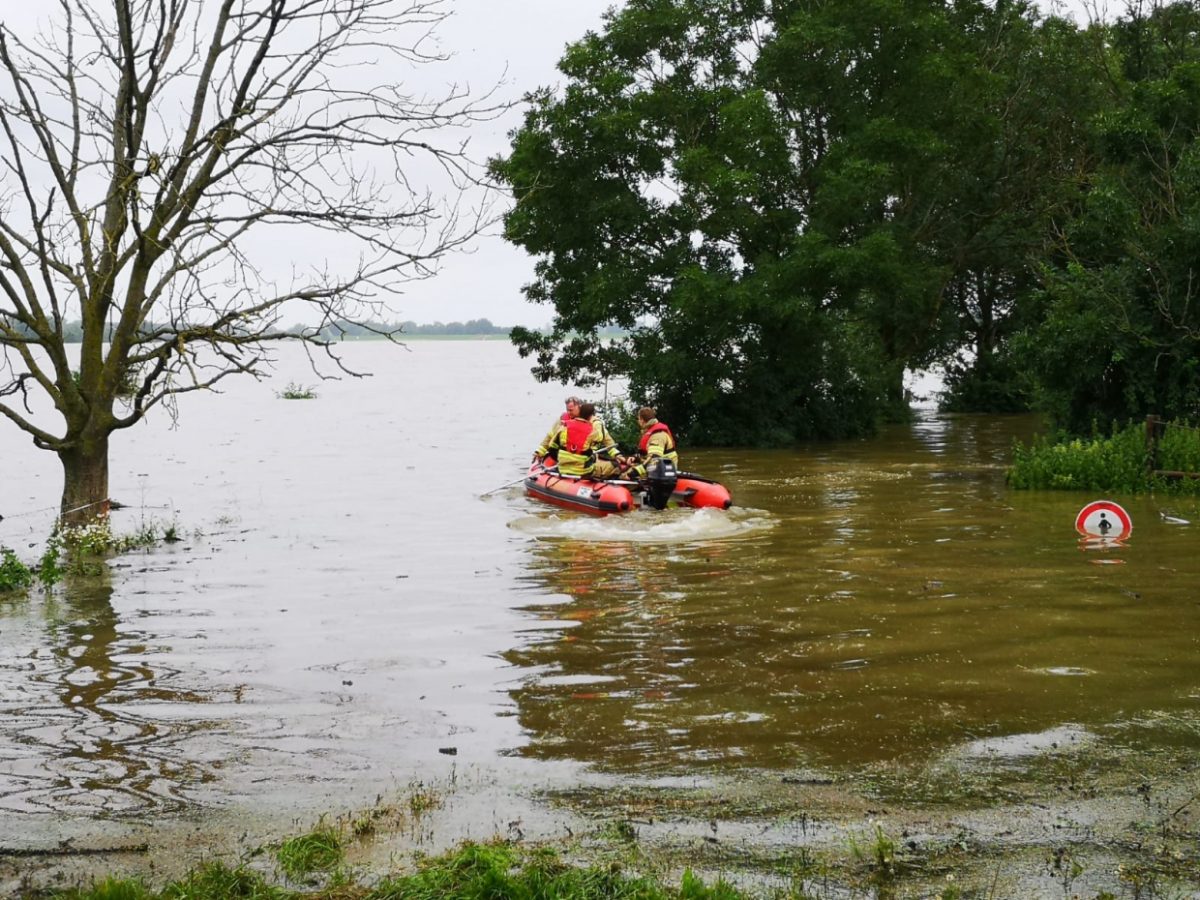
[
  {"xmin": 579, "ymin": 401, "xmax": 596, "ymax": 420},
  {"xmin": 564, "ymin": 395, "xmax": 583, "ymax": 418},
  {"xmin": 637, "ymin": 406, "xmax": 656, "ymax": 428}
]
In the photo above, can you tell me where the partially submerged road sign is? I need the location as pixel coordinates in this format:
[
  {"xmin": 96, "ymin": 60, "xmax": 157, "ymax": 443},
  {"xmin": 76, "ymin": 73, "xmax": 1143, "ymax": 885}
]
[{"xmin": 1075, "ymin": 500, "xmax": 1133, "ymax": 540}]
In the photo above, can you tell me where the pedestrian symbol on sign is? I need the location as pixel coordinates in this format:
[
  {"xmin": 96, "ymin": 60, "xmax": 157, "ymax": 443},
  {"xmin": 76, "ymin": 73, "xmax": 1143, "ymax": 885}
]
[{"xmin": 1075, "ymin": 500, "xmax": 1132, "ymax": 540}]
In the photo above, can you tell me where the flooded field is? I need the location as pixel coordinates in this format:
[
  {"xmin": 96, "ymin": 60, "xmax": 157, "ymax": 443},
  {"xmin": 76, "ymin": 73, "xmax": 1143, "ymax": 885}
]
[{"xmin": 1, "ymin": 340, "xmax": 1198, "ymax": 894}]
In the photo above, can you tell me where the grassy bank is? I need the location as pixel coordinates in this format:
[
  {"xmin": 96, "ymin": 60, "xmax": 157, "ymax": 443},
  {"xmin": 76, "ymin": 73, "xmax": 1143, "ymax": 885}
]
[
  {"xmin": 22, "ymin": 731, "xmax": 1200, "ymax": 900},
  {"xmin": 48, "ymin": 842, "xmax": 753, "ymax": 900}
]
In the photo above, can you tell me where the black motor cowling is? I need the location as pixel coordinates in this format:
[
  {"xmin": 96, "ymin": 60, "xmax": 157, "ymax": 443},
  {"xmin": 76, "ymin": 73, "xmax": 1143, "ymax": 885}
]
[{"xmin": 642, "ymin": 458, "xmax": 678, "ymax": 510}]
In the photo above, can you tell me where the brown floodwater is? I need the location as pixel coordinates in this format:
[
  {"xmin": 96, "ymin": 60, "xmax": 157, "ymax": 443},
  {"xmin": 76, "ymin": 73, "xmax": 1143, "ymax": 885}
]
[
  {"xmin": 506, "ymin": 415, "xmax": 1200, "ymax": 773},
  {"xmin": 1, "ymin": 341, "xmax": 1198, "ymax": 836}
]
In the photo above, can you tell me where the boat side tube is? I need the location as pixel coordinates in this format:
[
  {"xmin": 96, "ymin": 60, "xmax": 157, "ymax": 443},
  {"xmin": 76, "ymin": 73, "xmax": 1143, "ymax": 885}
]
[{"xmin": 524, "ymin": 464, "xmax": 634, "ymax": 516}]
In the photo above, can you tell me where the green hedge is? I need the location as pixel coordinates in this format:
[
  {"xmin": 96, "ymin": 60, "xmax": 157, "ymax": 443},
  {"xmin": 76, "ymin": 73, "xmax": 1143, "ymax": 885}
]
[{"xmin": 1008, "ymin": 420, "xmax": 1200, "ymax": 494}]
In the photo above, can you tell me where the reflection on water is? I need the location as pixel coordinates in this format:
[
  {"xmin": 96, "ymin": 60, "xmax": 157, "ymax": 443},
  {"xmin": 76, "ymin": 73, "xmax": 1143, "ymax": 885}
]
[
  {"xmin": 505, "ymin": 413, "xmax": 1200, "ymax": 773},
  {"xmin": 0, "ymin": 569, "xmax": 217, "ymax": 815}
]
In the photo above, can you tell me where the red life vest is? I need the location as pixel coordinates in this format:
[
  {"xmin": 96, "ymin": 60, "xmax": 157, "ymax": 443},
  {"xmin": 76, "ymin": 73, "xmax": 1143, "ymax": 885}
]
[
  {"xmin": 639, "ymin": 421, "xmax": 675, "ymax": 454},
  {"xmin": 563, "ymin": 417, "xmax": 594, "ymax": 453}
]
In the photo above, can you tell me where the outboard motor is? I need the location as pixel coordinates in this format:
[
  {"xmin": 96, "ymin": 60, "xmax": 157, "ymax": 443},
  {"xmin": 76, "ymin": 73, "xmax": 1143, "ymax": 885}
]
[{"xmin": 642, "ymin": 458, "xmax": 679, "ymax": 510}]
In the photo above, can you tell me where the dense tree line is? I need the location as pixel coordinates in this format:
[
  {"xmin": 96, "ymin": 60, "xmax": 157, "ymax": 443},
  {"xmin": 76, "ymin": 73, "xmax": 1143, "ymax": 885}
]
[{"xmin": 493, "ymin": 0, "xmax": 1200, "ymax": 444}]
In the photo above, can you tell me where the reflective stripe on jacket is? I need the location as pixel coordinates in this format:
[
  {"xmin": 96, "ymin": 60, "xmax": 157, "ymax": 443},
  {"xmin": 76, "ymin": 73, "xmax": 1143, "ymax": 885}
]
[
  {"xmin": 552, "ymin": 417, "xmax": 599, "ymax": 476},
  {"xmin": 638, "ymin": 421, "xmax": 677, "ymax": 459},
  {"xmin": 592, "ymin": 418, "xmax": 620, "ymax": 460},
  {"xmin": 631, "ymin": 420, "xmax": 679, "ymax": 477},
  {"xmin": 536, "ymin": 411, "xmax": 573, "ymax": 458}
]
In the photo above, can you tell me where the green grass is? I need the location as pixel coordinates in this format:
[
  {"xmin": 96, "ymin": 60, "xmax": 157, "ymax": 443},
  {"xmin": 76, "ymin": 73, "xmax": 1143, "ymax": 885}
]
[
  {"xmin": 53, "ymin": 878, "xmax": 154, "ymax": 900},
  {"xmin": 160, "ymin": 862, "xmax": 289, "ymax": 899},
  {"xmin": 369, "ymin": 843, "xmax": 734, "ymax": 900},
  {"xmin": 48, "ymin": 842, "xmax": 771, "ymax": 900},
  {"xmin": 275, "ymin": 824, "xmax": 343, "ymax": 881},
  {"xmin": 51, "ymin": 863, "xmax": 286, "ymax": 900}
]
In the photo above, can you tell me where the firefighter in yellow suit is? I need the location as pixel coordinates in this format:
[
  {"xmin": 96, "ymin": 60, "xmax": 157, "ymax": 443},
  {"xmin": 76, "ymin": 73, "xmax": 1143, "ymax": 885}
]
[
  {"xmin": 624, "ymin": 406, "xmax": 679, "ymax": 478},
  {"xmin": 587, "ymin": 405, "xmax": 622, "ymax": 479},
  {"xmin": 534, "ymin": 400, "xmax": 604, "ymax": 477}
]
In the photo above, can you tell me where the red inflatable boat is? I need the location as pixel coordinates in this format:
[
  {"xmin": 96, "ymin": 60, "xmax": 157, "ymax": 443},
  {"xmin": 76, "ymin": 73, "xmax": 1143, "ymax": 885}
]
[{"xmin": 524, "ymin": 461, "xmax": 732, "ymax": 517}]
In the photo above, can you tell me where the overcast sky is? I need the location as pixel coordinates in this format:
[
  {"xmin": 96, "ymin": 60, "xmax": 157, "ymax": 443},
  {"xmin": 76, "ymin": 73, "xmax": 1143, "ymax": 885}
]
[
  {"xmin": 397, "ymin": 0, "xmax": 1102, "ymax": 328},
  {"xmin": 397, "ymin": 0, "xmax": 619, "ymax": 327},
  {"xmin": 0, "ymin": 0, "xmax": 1105, "ymax": 328}
]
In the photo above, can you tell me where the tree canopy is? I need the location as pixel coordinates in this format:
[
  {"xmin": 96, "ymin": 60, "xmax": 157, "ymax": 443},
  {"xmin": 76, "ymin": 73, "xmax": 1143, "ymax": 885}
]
[
  {"xmin": 1018, "ymin": 1, "xmax": 1200, "ymax": 433},
  {"xmin": 494, "ymin": 0, "xmax": 1200, "ymax": 443}
]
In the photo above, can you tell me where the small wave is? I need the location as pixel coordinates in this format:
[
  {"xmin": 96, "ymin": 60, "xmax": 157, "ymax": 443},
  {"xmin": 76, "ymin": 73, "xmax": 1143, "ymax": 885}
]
[{"xmin": 509, "ymin": 506, "xmax": 775, "ymax": 543}]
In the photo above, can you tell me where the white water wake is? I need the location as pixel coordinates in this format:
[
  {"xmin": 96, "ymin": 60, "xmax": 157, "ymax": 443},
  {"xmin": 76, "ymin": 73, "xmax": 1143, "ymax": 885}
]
[{"xmin": 508, "ymin": 506, "xmax": 774, "ymax": 543}]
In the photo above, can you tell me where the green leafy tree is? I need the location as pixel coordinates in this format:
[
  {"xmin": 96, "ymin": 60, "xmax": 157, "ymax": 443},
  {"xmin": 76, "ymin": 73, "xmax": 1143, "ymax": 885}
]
[
  {"xmin": 495, "ymin": 0, "xmax": 1098, "ymax": 442},
  {"xmin": 937, "ymin": 12, "xmax": 1108, "ymax": 412},
  {"xmin": 1019, "ymin": 1, "xmax": 1200, "ymax": 432}
]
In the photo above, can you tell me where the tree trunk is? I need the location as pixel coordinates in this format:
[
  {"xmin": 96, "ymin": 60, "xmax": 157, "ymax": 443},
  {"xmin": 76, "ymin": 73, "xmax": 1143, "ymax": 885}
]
[{"xmin": 58, "ymin": 434, "xmax": 110, "ymax": 527}]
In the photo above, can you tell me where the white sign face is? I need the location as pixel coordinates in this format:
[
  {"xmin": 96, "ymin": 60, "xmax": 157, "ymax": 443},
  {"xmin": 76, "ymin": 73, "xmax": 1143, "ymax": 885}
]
[
  {"xmin": 1075, "ymin": 500, "xmax": 1132, "ymax": 540},
  {"xmin": 576, "ymin": 487, "xmax": 592, "ymax": 498}
]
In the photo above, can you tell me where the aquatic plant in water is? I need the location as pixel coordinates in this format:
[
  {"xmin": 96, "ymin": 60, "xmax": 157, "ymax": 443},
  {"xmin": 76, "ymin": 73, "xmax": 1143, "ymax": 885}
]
[
  {"xmin": 0, "ymin": 517, "xmax": 184, "ymax": 594},
  {"xmin": 277, "ymin": 382, "xmax": 318, "ymax": 400},
  {"xmin": 0, "ymin": 546, "xmax": 34, "ymax": 593},
  {"xmin": 848, "ymin": 824, "xmax": 899, "ymax": 882}
]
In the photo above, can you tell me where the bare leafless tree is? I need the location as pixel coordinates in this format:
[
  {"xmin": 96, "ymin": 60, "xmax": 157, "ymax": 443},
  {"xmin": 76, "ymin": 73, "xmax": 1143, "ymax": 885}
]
[{"xmin": 0, "ymin": 0, "xmax": 501, "ymax": 523}]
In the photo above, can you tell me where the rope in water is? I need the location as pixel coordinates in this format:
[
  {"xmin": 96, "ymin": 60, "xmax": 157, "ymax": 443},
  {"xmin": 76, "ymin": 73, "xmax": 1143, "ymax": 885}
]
[{"xmin": 0, "ymin": 497, "xmax": 111, "ymax": 527}]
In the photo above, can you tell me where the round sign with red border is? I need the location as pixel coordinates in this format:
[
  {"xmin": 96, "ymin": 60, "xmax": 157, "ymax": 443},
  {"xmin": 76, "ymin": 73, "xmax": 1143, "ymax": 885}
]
[{"xmin": 1075, "ymin": 500, "xmax": 1132, "ymax": 539}]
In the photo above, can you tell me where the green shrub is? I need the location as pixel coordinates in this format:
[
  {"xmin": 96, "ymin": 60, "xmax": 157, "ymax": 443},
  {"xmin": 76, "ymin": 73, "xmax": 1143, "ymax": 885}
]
[
  {"xmin": 1009, "ymin": 420, "xmax": 1200, "ymax": 494},
  {"xmin": 1008, "ymin": 423, "xmax": 1150, "ymax": 492},
  {"xmin": 0, "ymin": 546, "xmax": 35, "ymax": 593},
  {"xmin": 597, "ymin": 397, "xmax": 643, "ymax": 454},
  {"xmin": 37, "ymin": 535, "xmax": 64, "ymax": 588},
  {"xmin": 1155, "ymin": 422, "xmax": 1200, "ymax": 474}
]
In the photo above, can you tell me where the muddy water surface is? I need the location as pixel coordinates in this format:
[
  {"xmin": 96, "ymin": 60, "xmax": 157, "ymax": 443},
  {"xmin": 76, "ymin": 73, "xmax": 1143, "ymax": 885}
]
[{"xmin": 1, "ymin": 341, "xmax": 1198, "ymax": 837}]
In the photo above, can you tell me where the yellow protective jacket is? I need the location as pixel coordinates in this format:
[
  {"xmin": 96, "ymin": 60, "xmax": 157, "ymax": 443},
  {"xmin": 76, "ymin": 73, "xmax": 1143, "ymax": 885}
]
[
  {"xmin": 535, "ymin": 412, "xmax": 570, "ymax": 459},
  {"xmin": 630, "ymin": 419, "xmax": 679, "ymax": 477},
  {"xmin": 591, "ymin": 418, "xmax": 620, "ymax": 462},
  {"xmin": 546, "ymin": 417, "xmax": 603, "ymax": 476}
]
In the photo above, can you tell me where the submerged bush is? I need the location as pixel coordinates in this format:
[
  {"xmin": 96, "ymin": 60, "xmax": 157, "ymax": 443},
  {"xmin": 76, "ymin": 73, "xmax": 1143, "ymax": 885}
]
[
  {"xmin": 1008, "ymin": 420, "xmax": 1200, "ymax": 494},
  {"xmin": 0, "ymin": 546, "xmax": 35, "ymax": 593},
  {"xmin": 0, "ymin": 518, "xmax": 182, "ymax": 594},
  {"xmin": 277, "ymin": 382, "xmax": 317, "ymax": 400}
]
